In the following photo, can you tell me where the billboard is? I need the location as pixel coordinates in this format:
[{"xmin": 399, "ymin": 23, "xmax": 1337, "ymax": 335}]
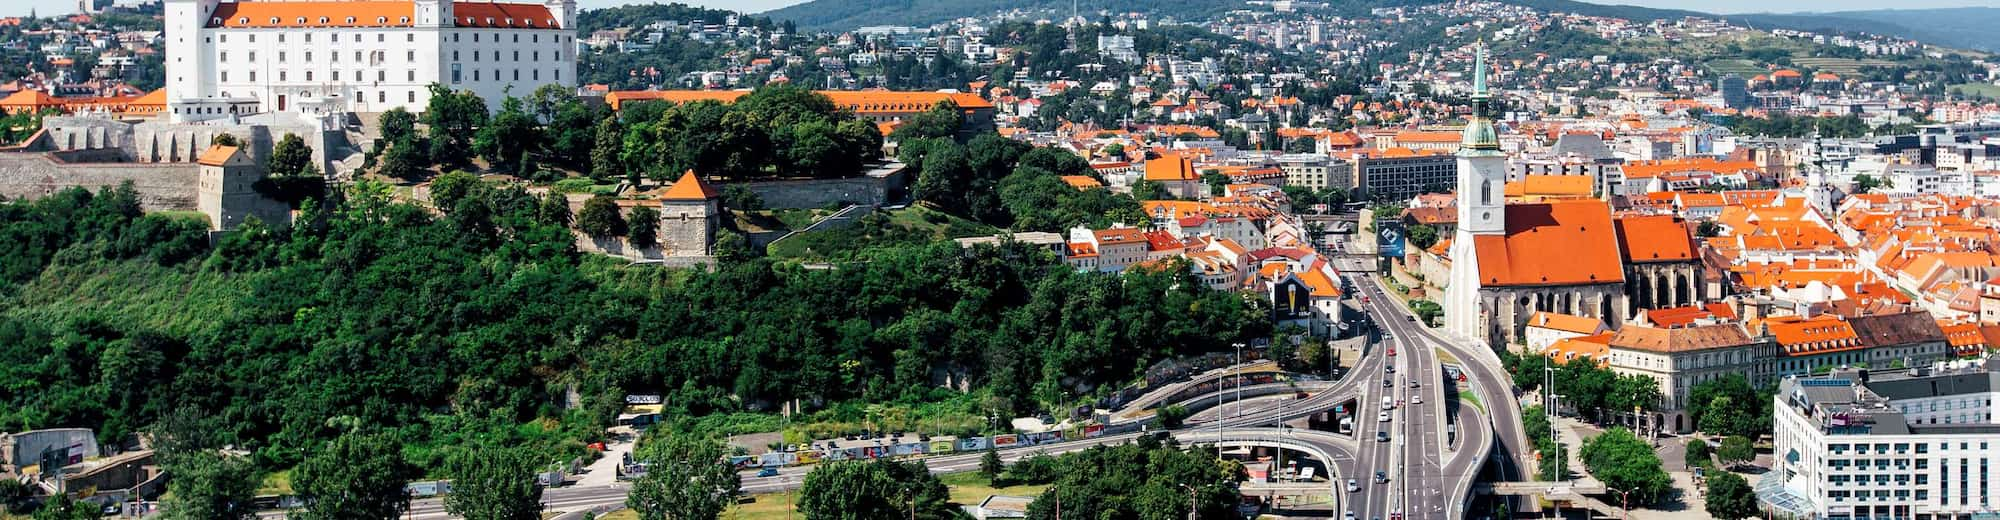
[{"xmin": 1376, "ymin": 221, "xmax": 1405, "ymax": 258}]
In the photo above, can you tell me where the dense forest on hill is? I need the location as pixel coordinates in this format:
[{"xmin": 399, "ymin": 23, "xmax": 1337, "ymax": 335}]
[{"xmin": 0, "ymin": 175, "xmax": 1266, "ymax": 469}]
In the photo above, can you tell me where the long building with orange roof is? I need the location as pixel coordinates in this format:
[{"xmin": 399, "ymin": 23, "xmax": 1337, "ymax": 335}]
[
  {"xmin": 605, "ymin": 89, "xmax": 996, "ymax": 139},
  {"xmin": 166, "ymin": 0, "xmax": 579, "ymax": 121}
]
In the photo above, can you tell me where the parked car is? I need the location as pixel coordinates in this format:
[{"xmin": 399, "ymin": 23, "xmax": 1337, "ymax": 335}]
[{"xmin": 756, "ymin": 467, "xmax": 779, "ymax": 478}]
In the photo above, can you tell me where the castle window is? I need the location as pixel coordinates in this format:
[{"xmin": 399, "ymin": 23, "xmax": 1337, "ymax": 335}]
[
  {"xmin": 1481, "ymin": 179, "xmax": 1491, "ymax": 205},
  {"xmin": 407, "ymin": 50, "xmax": 415, "ymax": 61},
  {"xmin": 409, "ymin": 91, "xmax": 416, "ymax": 102}
]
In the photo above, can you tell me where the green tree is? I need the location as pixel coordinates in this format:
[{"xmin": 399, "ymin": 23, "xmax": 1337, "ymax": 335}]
[
  {"xmin": 429, "ymin": 170, "xmax": 480, "ymax": 212},
  {"xmin": 1406, "ymin": 223, "xmax": 1439, "ymax": 250},
  {"xmin": 627, "ymin": 206, "xmax": 660, "ymax": 248},
  {"xmin": 590, "ymin": 116, "xmax": 624, "ymax": 183},
  {"xmin": 424, "ymin": 84, "xmax": 489, "ymax": 169},
  {"xmin": 1578, "ymin": 428, "xmax": 1672, "ymax": 506},
  {"xmin": 31, "ymin": 494, "xmax": 100, "ymax": 520},
  {"xmin": 293, "ymin": 431, "xmax": 415, "ymax": 520},
  {"xmin": 269, "ymin": 133, "xmax": 316, "ymax": 178},
  {"xmin": 155, "ymin": 450, "xmax": 257, "ymax": 520},
  {"xmin": 476, "ymin": 96, "xmax": 540, "ymax": 173},
  {"xmin": 1156, "ymin": 405, "xmax": 1191, "ymax": 429},
  {"xmin": 537, "ymin": 191, "xmax": 572, "ymax": 227},
  {"xmin": 628, "ymin": 435, "xmax": 740, "ymax": 520},
  {"xmin": 1696, "ymin": 220, "xmax": 1723, "ymax": 238},
  {"xmin": 889, "ymin": 101, "xmax": 965, "ymax": 141},
  {"xmin": 1684, "ymin": 438, "xmax": 1712, "ymax": 469},
  {"xmin": 379, "ymin": 138, "xmax": 426, "ymax": 180},
  {"xmin": 1283, "ymin": 136, "xmax": 1316, "ymax": 153},
  {"xmin": 797, "ymin": 459, "xmax": 950, "ymax": 520},
  {"xmin": 1854, "ymin": 174, "xmax": 1882, "ymax": 193},
  {"xmin": 577, "ymin": 196, "xmax": 626, "ymax": 238},
  {"xmin": 979, "ymin": 448, "xmax": 1004, "ymax": 479},
  {"xmin": 442, "ymin": 446, "xmax": 544, "ymax": 520},
  {"xmin": 1203, "ymin": 170, "xmax": 1229, "ymax": 196},
  {"xmin": 1716, "ymin": 435, "xmax": 1755, "ymax": 469},
  {"xmin": 378, "ymin": 108, "xmax": 417, "ymax": 145},
  {"xmin": 1704, "ymin": 471, "xmax": 1758, "ymax": 519},
  {"xmin": 210, "ymin": 133, "xmax": 240, "ymax": 147},
  {"xmin": 721, "ymin": 186, "xmax": 763, "ymax": 211}
]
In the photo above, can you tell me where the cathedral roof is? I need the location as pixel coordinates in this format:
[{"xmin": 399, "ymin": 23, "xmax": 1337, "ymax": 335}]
[
  {"xmin": 1614, "ymin": 214, "xmax": 1697, "ymax": 263},
  {"xmin": 1472, "ymin": 199, "xmax": 1625, "ymax": 287}
]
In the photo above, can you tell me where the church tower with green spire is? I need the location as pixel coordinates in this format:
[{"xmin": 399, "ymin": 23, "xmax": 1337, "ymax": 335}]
[{"xmin": 1445, "ymin": 40, "xmax": 1507, "ymax": 340}]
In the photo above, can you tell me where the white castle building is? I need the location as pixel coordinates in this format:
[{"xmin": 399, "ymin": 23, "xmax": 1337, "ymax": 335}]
[{"xmin": 163, "ymin": 0, "xmax": 578, "ymax": 122}]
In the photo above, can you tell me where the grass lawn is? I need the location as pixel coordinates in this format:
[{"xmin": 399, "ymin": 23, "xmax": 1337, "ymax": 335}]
[
  {"xmin": 765, "ymin": 205, "xmax": 994, "ymax": 260},
  {"xmin": 257, "ymin": 469, "xmax": 293, "ymax": 496},
  {"xmin": 1950, "ymin": 83, "xmax": 2000, "ymax": 99},
  {"xmin": 1456, "ymin": 390, "xmax": 1485, "ymax": 413},
  {"xmin": 938, "ymin": 472, "xmax": 1051, "ymax": 506}
]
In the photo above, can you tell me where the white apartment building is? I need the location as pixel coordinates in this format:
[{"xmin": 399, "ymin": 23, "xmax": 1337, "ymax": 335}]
[
  {"xmin": 164, "ymin": 0, "xmax": 577, "ymax": 121},
  {"xmin": 1770, "ymin": 367, "xmax": 2000, "ymax": 520}
]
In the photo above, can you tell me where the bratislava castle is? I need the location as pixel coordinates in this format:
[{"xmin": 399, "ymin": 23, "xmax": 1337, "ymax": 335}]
[{"xmin": 164, "ymin": 0, "xmax": 577, "ymax": 121}]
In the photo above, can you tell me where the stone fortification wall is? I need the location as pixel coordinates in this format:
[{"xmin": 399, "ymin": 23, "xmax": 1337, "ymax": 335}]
[{"xmin": 0, "ymin": 152, "xmax": 199, "ymax": 210}]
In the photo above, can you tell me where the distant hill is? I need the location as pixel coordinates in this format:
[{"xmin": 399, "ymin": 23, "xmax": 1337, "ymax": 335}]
[
  {"xmin": 760, "ymin": 0, "xmax": 1994, "ymax": 54},
  {"xmin": 758, "ymin": 0, "xmax": 1250, "ymax": 32},
  {"xmin": 1751, "ymin": 7, "xmax": 2000, "ymax": 53}
]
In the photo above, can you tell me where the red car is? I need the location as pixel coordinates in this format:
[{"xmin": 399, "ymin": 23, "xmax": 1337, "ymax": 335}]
[{"xmin": 1388, "ymin": 347, "xmax": 1396, "ymax": 356}]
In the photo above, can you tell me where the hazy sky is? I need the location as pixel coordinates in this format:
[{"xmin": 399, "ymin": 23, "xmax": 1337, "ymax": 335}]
[{"xmin": 8, "ymin": 0, "xmax": 1995, "ymax": 19}]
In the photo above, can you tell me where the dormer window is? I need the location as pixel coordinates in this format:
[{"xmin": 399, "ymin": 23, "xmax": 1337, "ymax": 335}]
[
  {"xmin": 377, "ymin": 16, "xmax": 388, "ymax": 24},
  {"xmin": 210, "ymin": 17, "xmax": 220, "ymax": 25},
  {"xmin": 484, "ymin": 17, "xmax": 494, "ymax": 25},
  {"xmin": 346, "ymin": 16, "xmax": 355, "ymax": 24},
  {"xmin": 504, "ymin": 18, "xmax": 512, "ymax": 25},
  {"xmin": 295, "ymin": 17, "xmax": 305, "ymax": 24},
  {"xmin": 238, "ymin": 17, "xmax": 248, "ymax": 24},
  {"xmin": 399, "ymin": 17, "xmax": 409, "ymax": 24},
  {"xmin": 318, "ymin": 17, "xmax": 328, "ymax": 24},
  {"xmin": 268, "ymin": 17, "xmax": 279, "ymax": 24}
]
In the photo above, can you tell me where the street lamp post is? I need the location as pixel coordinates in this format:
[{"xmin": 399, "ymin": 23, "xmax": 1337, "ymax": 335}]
[{"xmin": 1607, "ymin": 486, "xmax": 1636, "ymax": 520}]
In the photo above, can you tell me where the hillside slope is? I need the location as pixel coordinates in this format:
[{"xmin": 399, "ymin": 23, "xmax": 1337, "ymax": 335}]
[
  {"xmin": 760, "ymin": 0, "xmax": 1984, "ymax": 55},
  {"xmin": 1783, "ymin": 7, "xmax": 2000, "ymax": 52}
]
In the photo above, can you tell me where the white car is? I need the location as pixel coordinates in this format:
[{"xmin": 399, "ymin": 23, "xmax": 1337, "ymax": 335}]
[
  {"xmin": 1378, "ymin": 411, "xmax": 1390, "ymax": 422},
  {"xmin": 1412, "ymin": 395, "xmax": 1423, "ymax": 404}
]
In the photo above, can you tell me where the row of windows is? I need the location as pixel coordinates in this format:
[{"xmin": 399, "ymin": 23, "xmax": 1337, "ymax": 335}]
[
  {"xmin": 219, "ymin": 69, "xmax": 416, "ymax": 83},
  {"xmin": 451, "ymin": 49, "xmax": 557, "ymax": 62},
  {"xmin": 220, "ymin": 50, "xmax": 410, "ymax": 64},
  {"xmin": 1832, "ymin": 442, "xmax": 1988, "ymax": 454},
  {"xmin": 449, "ymin": 66, "xmax": 562, "ymax": 83},
  {"xmin": 210, "ymin": 32, "xmax": 571, "ymax": 45}
]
